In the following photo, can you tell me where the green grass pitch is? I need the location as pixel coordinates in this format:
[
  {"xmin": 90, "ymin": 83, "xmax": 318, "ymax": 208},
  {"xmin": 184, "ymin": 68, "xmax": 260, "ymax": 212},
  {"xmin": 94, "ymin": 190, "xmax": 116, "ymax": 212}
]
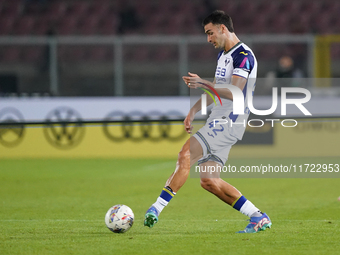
[{"xmin": 0, "ymin": 157, "xmax": 339, "ymax": 255}]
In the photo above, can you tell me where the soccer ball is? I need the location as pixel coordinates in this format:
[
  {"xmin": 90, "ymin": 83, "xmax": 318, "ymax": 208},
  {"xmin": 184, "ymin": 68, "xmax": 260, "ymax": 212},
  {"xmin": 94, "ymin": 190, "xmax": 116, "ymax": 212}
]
[{"xmin": 105, "ymin": 204, "xmax": 134, "ymax": 233}]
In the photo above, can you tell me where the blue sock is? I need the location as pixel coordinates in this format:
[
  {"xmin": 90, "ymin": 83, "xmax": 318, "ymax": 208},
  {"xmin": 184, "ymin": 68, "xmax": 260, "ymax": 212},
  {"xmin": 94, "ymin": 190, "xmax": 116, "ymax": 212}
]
[
  {"xmin": 152, "ymin": 186, "xmax": 176, "ymax": 214},
  {"xmin": 232, "ymin": 195, "xmax": 261, "ymax": 218}
]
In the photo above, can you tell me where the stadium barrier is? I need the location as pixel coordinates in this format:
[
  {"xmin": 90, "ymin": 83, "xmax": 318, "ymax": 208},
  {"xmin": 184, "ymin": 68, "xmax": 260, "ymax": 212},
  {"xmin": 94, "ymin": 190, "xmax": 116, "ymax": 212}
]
[{"xmin": 1, "ymin": 97, "xmax": 339, "ymax": 159}]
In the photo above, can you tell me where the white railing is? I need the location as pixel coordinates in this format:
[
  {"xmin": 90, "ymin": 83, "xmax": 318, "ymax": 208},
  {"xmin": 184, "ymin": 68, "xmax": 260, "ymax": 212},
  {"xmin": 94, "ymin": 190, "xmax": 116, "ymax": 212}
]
[{"xmin": 0, "ymin": 34, "xmax": 315, "ymax": 96}]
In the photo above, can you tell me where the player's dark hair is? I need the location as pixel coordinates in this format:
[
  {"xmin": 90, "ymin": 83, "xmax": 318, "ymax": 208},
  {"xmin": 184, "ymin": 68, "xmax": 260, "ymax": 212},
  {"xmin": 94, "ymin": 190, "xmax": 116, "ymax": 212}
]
[{"xmin": 202, "ymin": 10, "xmax": 234, "ymax": 33}]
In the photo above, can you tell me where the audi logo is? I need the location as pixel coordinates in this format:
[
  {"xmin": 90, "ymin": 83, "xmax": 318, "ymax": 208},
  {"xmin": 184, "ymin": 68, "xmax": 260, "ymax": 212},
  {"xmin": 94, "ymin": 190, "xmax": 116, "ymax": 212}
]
[{"xmin": 103, "ymin": 111, "xmax": 187, "ymax": 142}]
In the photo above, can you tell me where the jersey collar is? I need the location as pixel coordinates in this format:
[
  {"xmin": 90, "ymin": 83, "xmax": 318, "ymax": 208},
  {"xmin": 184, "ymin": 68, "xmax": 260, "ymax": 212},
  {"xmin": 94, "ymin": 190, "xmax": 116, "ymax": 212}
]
[{"xmin": 223, "ymin": 41, "xmax": 242, "ymax": 55}]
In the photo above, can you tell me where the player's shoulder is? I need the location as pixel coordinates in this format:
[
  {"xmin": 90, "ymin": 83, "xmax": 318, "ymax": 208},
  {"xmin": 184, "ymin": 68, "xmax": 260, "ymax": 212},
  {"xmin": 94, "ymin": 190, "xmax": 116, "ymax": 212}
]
[{"xmin": 231, "ymin": 44, "xmax": 254, "ymax": 59}]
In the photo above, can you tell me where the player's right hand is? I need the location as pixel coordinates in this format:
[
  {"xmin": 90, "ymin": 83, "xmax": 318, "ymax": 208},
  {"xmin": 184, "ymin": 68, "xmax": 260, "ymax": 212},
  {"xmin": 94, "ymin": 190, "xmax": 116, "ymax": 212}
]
[
  {"xmin": 182, "ymin": 72, "xmax": 200, "ymax": 85},
  {"xmin": 184, "ymin": 111, "xmax": 194, "ymax": 134}
]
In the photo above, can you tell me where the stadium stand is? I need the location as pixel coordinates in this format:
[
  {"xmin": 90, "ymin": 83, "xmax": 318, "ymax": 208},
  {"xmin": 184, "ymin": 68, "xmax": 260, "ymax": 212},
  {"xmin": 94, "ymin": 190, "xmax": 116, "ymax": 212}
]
[
  {"xmin": 0, "ymin": 0, "xmax": 339, "ymax": 37},
  {"xmin": 0, "ymin": 0, "xmax": 339, "ymax": 96}
]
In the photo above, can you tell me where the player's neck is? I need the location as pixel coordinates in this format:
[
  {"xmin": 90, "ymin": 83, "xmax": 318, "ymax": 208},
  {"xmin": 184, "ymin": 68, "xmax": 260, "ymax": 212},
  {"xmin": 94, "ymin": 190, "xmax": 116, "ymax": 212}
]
[{"xmin": 223, "ymin": 33, "xmax": 240, "ymax": 53}]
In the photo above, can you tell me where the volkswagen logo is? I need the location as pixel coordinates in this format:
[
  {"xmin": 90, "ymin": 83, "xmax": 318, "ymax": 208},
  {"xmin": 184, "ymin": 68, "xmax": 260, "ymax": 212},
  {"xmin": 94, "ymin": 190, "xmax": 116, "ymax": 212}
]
[
  {"xmin": 43, "ymin": 107, "xmax": 85, "ymax": 149},
  {"xmin": 0, "ymin": 107, "xmax": 25, "ymax": 147},
  {"xmin": 103, "ymin": 111, "xmax": 187, "ymax": 142}
]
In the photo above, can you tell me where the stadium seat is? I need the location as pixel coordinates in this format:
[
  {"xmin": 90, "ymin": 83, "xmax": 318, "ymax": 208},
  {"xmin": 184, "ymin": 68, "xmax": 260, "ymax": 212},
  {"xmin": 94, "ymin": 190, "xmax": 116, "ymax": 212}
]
[
  {"xmin": 331, "ymin": 16, "xmax": 340, "ymax": 34},
  {"xmin": 56, "ymin": 16, "xmax": 78, "ymax": 35},
  {"xmin": 253, "ymin": 45, "xmax": 281, "ymax": 60},
  {"xmin": 235, "ymin": 1, "xmax": 258, "ymax": 17},
  {"xmin": 256, "ymin": 1, "xmax": 279, "ymax": 16},
  {"xmin": 77, "ymin": 15, "xmax": 100, "ymax": 35},
  {"xmin": 151, "ymin": 46, "xmax": 177, "ymax": 62},
  {"xmin": 279, "ymin": 1, "xmax": 301, "ymax": 15},
  {"xmin": 0, "ymin": 17, "xmax": 15, "ymax": 35},
  {"xmin": 312, "ymin": 12, "xmax": 332, "ymax": 34},
  {"xmin": 32, "ymin": 17, "xmax": 50, "ymax": 35},
  {"xmin": 250, "ymin": 15, "xmax": 269, "ymax": 34},
  {"xmin": 3, "ymin": 1, "xmax": 23, "ymax": 17},
  {"xmin": 270, "ymin": 13, "xmax": 291, "ymax": 33},
  {"xmin": 218, "ymin": 2, "xmax": 238, "ymax": 15},
  {"xmin": 13, "ymin": 16, "xmax": 35, "ymax": 35},
  {"xmin": 300, "ymin": 1, "xmax": 322, "ymax": 16},
  {"xmin": 1, "ymin": 47, "xmax": 21, "ymax": 63},
  {"xmin": 88, "ymin": 1, "xmax": 110, "ymax": 17},
  {"xmin": 331, "ymin": 44, "xmax": 340, "ymax": 59},
  {"xmin": 46, "ymin": 1, "xmax": 67, "ymax": 21},
  {"xmin": 88, "ymin": 46, "xmax": 112, "ymax": 62},
  {"xmin": 98, "ymin": 16, "xmax": 118, "ymax": 35},
  {"xmin": 58, "ymin": 46, "xmax": 86, "ymax": 62},
  {"xmin": 21, "ymin": 46, "xmax": 44, "ymax": 63},
  {"xmin": 125, "ymin": 45, "xmax": 150, "ymax": 62},
  {"xmin": 67, "ymin": 2, "xmax": 89, "ymax": 18}
]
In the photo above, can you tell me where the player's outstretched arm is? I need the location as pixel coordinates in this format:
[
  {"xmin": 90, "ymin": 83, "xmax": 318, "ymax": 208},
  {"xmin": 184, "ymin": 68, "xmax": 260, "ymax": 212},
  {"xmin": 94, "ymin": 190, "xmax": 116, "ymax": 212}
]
[{"xmin": 182, "ymin": 72, "xmax": 214, "ymax": 134}]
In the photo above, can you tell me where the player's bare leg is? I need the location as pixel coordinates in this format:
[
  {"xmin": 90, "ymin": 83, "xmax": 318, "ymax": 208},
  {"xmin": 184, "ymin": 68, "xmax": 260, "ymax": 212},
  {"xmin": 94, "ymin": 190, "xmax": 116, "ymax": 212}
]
[
  {"xmin": 199, "ymin": 161, "xmax": 271, "ymax": 233},
  {"xmin": 199, "ymin": 161, "xmax": 241, "ymax": 205},
  {"xmin": 144, "ymin": 136, "xmax": 203, "ymax": 227},
  {"xmin": 165, "ymin": 136, "xmax": 203, "ymax": 192}
]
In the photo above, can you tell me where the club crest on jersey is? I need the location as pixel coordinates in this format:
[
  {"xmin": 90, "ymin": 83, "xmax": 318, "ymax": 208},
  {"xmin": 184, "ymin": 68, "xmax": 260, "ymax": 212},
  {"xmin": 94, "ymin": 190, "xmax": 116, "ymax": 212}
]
[{"xmin": 225, "ymin": 58, "xmax": 230, "ymax": 66}]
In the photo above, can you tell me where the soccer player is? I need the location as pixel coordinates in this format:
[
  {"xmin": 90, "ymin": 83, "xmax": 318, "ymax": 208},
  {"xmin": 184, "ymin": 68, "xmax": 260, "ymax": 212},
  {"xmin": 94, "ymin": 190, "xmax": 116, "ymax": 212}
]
[{"xmin": 144, "ymin": 10, "xmax": 272, "ymax": 233}]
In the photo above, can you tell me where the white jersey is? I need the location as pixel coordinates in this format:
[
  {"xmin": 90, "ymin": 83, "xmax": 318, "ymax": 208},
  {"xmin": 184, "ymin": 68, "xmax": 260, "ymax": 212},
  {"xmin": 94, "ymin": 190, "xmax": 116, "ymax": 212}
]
[{"xmin": 209, "ymin": 41, "xmax": 257, "ymax": 140}]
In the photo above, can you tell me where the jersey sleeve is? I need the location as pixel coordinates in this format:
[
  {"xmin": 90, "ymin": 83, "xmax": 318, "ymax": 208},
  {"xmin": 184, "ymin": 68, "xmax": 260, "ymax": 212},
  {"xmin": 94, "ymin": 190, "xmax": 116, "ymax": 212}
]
[{"xmin": 231, "ymin": 50, "xmax": 255, "ymax": 79}]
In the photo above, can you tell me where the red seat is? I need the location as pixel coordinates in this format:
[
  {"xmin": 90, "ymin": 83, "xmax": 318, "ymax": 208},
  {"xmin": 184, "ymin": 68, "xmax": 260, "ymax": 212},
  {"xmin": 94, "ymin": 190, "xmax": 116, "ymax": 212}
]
[
  {"xmin": 331, "ymin": 44, "xmax": 340, "ymax": 59},
  {"xmin": 46, "ymin": 1, "xmax": 67, "ymax": 21},
  {"xmin": 98, "ymin": 16, "xmax": 118, "ymax": 35},
  {"xmin": 89, "ymin": 46, "xmax": 113, "ymax": 62},
  {"xmin": 125, "ymin": 46, "xmax": 150, "ymax": 62},
  {"xmin": 22, "ymin": 46, "xmax": 44, "ymax": 63},
  {"xmin": 0, "ymin": 17, "xmax": 16, "ymax": 35},
  {"xmin": 270, "ymin": 13, "xmax": 291, "ymax": 33},
  {"xmin": 88, "ymin": 1, "xmax": 110, "ymax": 17},
  {"xmin": 1, "ymin": 47, "xmax": 21, "ymax": 63},
  {"xmin": 32, "ymin": 17, "xmax": 50, "ymax": 35},
  {"xmin": 13, "ymin": 16, "xmax": 35, "ymax": 35},
  {"xmin": 67, "ymin": 2, "xmax": 89, "ymax": 18},
  {"xmin": 152, "ymin": 46, "xmax": 177, "ymax": 62},
  {"xmin": 279, "ymin": 1, "xmax": 301, "ymax": 15},
  {"xmin": 250, "ymin": 15, "xmax": 269, "ymax": 34},
  {"xmin": 59, "ymin": 46, "xmax": 86, "ymax": 62},
  {"xmin": 56, "ymin": 16, "xmax": 78, "ymax": 35},
  {"xmin": 3, "ymin": 1, "xmax": 22, "ymax": 17},
  {"xmin": 77, "ymin": 15, "xmax": 100, "ymax": 35}
]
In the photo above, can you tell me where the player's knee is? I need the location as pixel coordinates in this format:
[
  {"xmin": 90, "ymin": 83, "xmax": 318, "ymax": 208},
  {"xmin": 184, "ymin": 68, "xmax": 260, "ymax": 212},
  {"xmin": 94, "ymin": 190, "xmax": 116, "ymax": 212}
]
[{"xmin": 200, "ymin": 178, "xmax": 217, "ymax": 192}]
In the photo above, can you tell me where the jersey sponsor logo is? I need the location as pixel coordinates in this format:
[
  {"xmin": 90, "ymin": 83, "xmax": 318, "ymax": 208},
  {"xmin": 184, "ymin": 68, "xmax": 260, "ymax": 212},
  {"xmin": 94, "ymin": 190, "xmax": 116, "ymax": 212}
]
[
  {"xmin": 240, "ymin": 51, "xmax": 248, "ymax": 55},
  {"xmin": 239, "ymin": 57, "xmax": 250, "ymax": 70}
]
